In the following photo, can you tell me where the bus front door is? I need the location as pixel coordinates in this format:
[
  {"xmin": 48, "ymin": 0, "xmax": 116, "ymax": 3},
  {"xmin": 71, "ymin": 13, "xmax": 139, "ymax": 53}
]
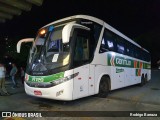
[{"xmin": 72, "ymin": 28, "xmax": 90, "ymax": 99}]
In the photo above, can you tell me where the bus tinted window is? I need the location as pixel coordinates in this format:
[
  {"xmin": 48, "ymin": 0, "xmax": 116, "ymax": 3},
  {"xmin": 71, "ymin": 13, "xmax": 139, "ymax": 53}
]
[
  {"xmin": 117, "ymin": 44, "xmax": 125, "ymax": 54},
  {"xmin": 99, "ymin": 29, "xmax": 116, "ymax": 53},
  {"xmin": 126, "ymin": 42, "xmax": 133, "ymax": 57},
  {"xmin": 93, "ymin": 24, "xmax": 102, "ymax": 43},
  {"xmin": 73, "ymin": 29, "xmax": 90, "ymax": 68},
  {"xmin": 116, "ymin": 37, "xmax": 126, "ymax": 54},
  {"xmin": 99, "ymin": 28, "xmax": 150, "ymax": 62},
  {"xmin": 74, "ymin": 35, "xmax": 89, "ymax": 61}
]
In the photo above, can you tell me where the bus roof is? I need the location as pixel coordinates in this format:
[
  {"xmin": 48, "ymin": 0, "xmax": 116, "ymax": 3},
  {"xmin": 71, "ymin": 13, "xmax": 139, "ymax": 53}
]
[{"xmin": 42, "ymin": 15, "xmax": 149, "ymax": 53}]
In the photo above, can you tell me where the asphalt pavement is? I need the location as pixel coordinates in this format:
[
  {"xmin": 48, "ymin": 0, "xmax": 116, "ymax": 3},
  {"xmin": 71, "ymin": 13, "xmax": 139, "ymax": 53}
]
[
  {"xmin": 3, "ymin": 77, "xmax": 25, "ymax": 96},
  {"xmin": 107, "ymin": 69, "xmax": 160, "ymax": 106}
]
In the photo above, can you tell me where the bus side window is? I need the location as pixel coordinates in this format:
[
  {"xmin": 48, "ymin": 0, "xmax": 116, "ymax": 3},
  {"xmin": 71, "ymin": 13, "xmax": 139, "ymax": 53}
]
[
  {"xmin": 117, "ymin": 44, "xmax": 125, "ymax": 54},
  {"xmin": 115, "ymin": 34, "xmax": 126, "ymax": 55},
  {"xmin": 126, "ymin": 43, "xmax": 134, "ymax": 58},
  {"xmin": 134, "ymin": 46, "xmax": 139, "ymax": 59},
  {"xmin": 126, "ymin": 43, "xmax": 133, "ymax": 57},
  {"xmin": 99, "ymin": 29, "xmax": 115, "ymax": 53},
  {"xmin": 99, "ymin": 38, "xmax": 108, "ymax": 53},
  {"xmin": 126, "ymin": 42, "xmax": 131, "ymax": 56}
]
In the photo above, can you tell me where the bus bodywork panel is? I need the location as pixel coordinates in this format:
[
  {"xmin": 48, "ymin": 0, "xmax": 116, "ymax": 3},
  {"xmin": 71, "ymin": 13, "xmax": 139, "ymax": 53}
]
[
  {"xmin": 24, "ymin": 65, "xmax": 97, "ymax": 101},
  {"xmin": 92, "ymin": 51, "xmax": 151, "ymax": 92},
  {"xmin": 24, "ymin": 69, "xmax": 74, "ymax": 101},
  {"xmin": 72, "ymin": 64, "xmax": 96, "ymax": 100}
]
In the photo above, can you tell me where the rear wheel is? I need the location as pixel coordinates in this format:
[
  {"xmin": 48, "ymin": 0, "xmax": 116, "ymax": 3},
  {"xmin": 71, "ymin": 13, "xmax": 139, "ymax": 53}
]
[
  {"xmin": 98, "ymin": 76, "xmax": 109, "ymax": 98},
  {"xmin": 140, "ymin": 75, "xmax": 145, "ymax": 86},
  {"xmin": 145, "ymin": 74, "xmax": 148, "ymax": 84}
]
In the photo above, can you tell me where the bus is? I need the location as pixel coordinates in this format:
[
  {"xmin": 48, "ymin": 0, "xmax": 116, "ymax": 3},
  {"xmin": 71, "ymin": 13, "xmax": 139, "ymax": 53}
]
[{"xmin": 17, "ymin": 15, "xmax": 151, "ymax": 100}]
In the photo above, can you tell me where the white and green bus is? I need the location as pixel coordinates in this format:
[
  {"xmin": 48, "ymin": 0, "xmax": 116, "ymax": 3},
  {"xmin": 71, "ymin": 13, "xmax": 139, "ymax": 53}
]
[{"xmin": 17, "ymin": 15, "xmax": 151, "ymax": 100}]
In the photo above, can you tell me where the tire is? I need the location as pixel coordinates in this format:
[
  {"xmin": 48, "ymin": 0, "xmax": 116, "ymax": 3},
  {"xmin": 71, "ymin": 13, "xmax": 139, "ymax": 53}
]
[
  {"xmin": 98, "ymin": 76, "xmax": 109, "ymax": 98},
  {"xmin": 145, "ymin": 74, "xmax": 148, "ymax": 84},
  {"xmin": 140, "ymin": 75, "xmax": 145, "ymax": 86}
]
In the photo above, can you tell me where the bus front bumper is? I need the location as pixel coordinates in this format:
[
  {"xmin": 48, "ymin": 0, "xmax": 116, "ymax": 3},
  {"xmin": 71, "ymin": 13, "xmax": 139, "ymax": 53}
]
[{"xmin": 24, "ymin": 80, "xmax": 73, "ymax": 101}]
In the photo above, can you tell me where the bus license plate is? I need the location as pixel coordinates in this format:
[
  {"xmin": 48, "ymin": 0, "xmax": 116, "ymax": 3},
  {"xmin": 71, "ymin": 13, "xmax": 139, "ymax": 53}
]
[{"xmin": 34, "ymin": 90, "xmax": 42, "ymax": 95}]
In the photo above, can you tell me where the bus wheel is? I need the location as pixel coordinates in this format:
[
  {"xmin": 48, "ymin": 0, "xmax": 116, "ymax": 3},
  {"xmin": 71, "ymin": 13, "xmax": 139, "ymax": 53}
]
[
  {"xmin": 140, "ymin": 75, "xmax": 145, "ymax": 86},
  {"xmin": 98, "ymin": 76, "xmax": 109, "ymax": 98},
  {"xmin": 145, "ymin": 74, "xmax": 148, "ymax": 84}
]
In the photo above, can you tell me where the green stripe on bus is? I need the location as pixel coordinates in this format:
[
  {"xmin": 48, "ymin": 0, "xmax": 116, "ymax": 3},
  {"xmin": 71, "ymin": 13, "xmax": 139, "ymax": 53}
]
[
  {"xmin": 107, "ymin": 53, "xmax": 150, "ymax": 69},
  {"xmin": 27, "ymin": 72, "xmax": 64, "ymax": 83},
  {"xmin": 136, "ymin": 69, "xmax": 141, "ymax": 76}
]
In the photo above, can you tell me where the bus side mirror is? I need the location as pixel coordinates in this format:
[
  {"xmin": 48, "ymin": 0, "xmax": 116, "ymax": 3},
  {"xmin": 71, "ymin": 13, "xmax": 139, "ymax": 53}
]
[
  {"xmin": 62, "ymin": 23, "xmax": 90, "ymax": 44},
  {"xmin": 17, "ymin": 38, "xmax": 34, "ymax": 53}
]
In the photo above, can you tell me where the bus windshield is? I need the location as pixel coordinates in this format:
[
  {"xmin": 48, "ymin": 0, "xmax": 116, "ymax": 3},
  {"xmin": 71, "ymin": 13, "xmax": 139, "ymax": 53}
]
[{"xmin": 28, "ymin": 25, "xmax": 70, "ymax": 73}]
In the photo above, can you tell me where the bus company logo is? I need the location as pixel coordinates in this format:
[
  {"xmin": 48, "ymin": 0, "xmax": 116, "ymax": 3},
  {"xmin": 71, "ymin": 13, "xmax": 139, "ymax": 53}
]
[
  {"xmin": 32, "ymin": 77, "xmax": 44, "ymax": 82},
  {"xmin": 110, "ymin": 55, "xmax": 132, "ymax": 67},
  {"xmin": 115, "ymin": 58, "xmax": 131, "ymax": 66}
]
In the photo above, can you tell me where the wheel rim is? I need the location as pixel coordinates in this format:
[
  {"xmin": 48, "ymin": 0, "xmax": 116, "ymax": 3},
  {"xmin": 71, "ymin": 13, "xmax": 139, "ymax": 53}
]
[{"xmin": 100, "ymin": 80, "xmax": 108, "ymax": 93}]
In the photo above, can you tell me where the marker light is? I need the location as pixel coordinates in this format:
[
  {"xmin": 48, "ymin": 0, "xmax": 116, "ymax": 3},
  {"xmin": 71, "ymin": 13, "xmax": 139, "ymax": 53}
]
[{"xmin": 40, "ymin": 29, "xmax": 46, "ymax": 35}]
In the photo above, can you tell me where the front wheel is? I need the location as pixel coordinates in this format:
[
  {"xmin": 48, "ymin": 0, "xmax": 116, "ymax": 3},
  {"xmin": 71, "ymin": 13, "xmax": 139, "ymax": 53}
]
[{"xmin": 97, "ymin": 76, "xmax": 109, "ymax": 98}]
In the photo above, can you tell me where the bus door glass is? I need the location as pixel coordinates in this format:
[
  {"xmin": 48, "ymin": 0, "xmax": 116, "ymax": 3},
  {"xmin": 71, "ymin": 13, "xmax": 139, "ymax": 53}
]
[{"xmin": 72, "ymin": 28, "xmax": 90, "ymax": 99}]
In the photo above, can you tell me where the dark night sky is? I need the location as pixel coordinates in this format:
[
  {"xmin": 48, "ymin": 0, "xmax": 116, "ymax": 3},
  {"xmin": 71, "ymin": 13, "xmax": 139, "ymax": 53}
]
[{"xmin": 0, "ymin": 0, "xmax": 160, "ymax": 67}]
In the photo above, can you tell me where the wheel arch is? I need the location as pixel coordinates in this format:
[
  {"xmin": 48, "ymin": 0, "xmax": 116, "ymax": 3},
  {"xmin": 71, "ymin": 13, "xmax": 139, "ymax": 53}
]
[{"xmin": 95, "ymin": 74, "xmax": 111, "ymax": 94}]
